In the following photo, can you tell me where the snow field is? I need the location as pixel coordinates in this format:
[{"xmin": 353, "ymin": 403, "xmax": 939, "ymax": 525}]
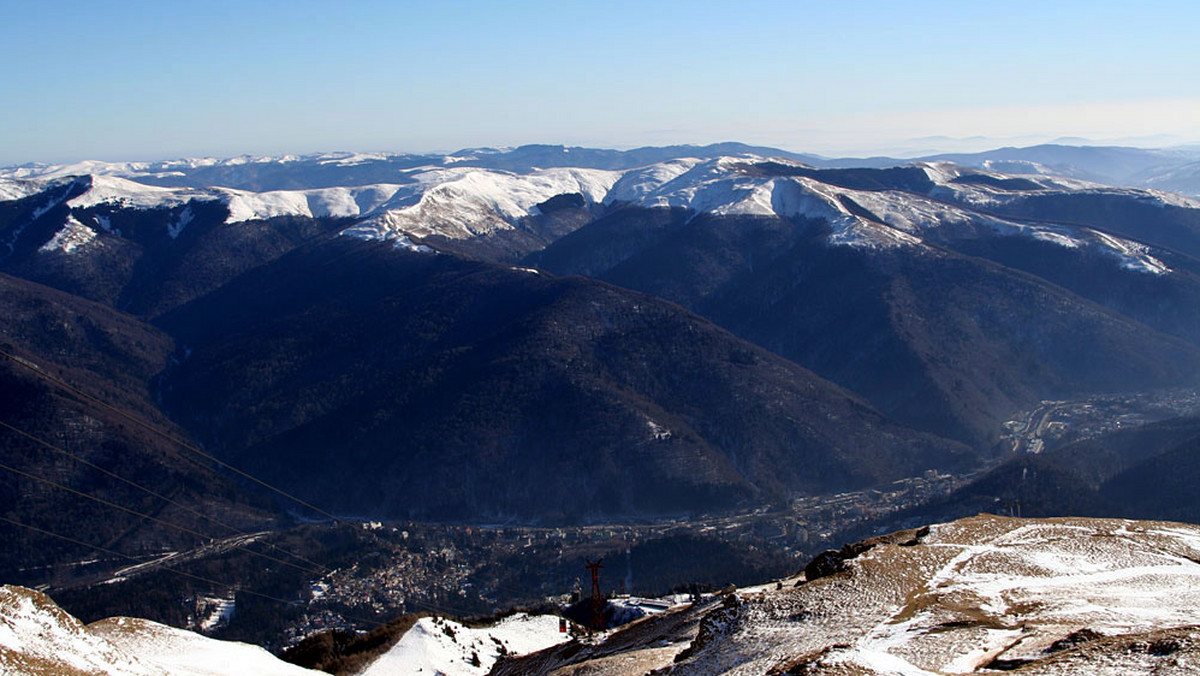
[{"xmin": 359, "ymin": 612, "xmax": 569, "ymax": 676}]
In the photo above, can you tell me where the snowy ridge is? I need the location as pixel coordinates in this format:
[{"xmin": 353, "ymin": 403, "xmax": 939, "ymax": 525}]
[
  {"xmin": 67, "ymin": 175, "xmax": 212, "ymax": 211},
  {"xmin": 360, "ymin": 613, "xmax": 569, "ymax": 676},
  {"xmin": 219, "ymin": 183, "xmax": 408, "ymax": 223},
  {"xmin": 921, "ymin": 160, "xmax": 1196, "ymax": 209},
  {"xmin": 0, "ymin": 153, "xmax": 421, "ymax": 181},
  {"xmin": 344, "ymin": 167, "xmax": 621, "ymax": 241},
  {"xmin": 914, "ymin": 162, "xmax": 1175, "ymax": 273},
  {"xmin": 2, "ymin": 154, "xmax": 1193, "ymax": 274},
  {"xmin": 1144, "ymin": 187, "xmax": 1200, "ymax": 209},
  {"xmin": 90, "ymin": 617, "xmax": 313, "ymax": 676},
  {"xmin": 344, "ymin": 156, "xmax": 928, "ymax": 249},
  {"xmin": 595, "ymin": 157, "xmax": 1174, "ymax": 262},
  {"xmin": 606, "ymin": 158, "xmax": 923, "ymax": 247},
  {"xmin": 55, "ymin": 175, "xmax": 412, "ymax": 224},
  {"xmin": 0, "ymin": 177, "xmax": 49, "ymax": 201},
  {"xmin": 314, "ymin": 151, "xmax": 408, "ymax": 166},
  {"xmin": 0, "ymin": 585, "xmax": 318, "ymax": 676},
  {"xmin": 0, "ymin": 159, "xmax": 163, "ymax": 181}
]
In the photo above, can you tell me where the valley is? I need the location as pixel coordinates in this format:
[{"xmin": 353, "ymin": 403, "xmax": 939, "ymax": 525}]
[
  {"xmin": 5, "ymin": 142, "xmax": 1200, "ymax": 672},
  {"xmin": 1001, "ymin": 387, "xmax": 1200, "ymax": 454},
  {"xmin": 6, "ymin": 2, "xmax": 1200, "ymax": 671},
  {"xmin": 37, "ymin": 383, "xmax": 1175, "ymax": 654},
  {"xmin": 35, "ymin": 462, "xmax": 968, "ymax": 649}
]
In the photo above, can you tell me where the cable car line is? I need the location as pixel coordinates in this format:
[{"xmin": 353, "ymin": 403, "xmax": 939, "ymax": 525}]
[
  {"xmin": 0, "ymin": 514, "xmax": 387, "ymax": 630},
  {"xmin": 0, "ymin": 417, "xmax": 331, "ymax": 575},
  {"xmin": 0, "ymin": 459, "xmax": 324, "ymax": 576},
  {"xmin": 0, "ymin": 348, "xmax": 339, "ymax": 522},
  {"xmin": 0, "ymin": 350, "xmax": 492, "ymax": 624}
]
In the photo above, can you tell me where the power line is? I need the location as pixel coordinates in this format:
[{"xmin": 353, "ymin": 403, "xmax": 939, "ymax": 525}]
[
  {"xmin": 0, "ymin": 417, "xmax": 331, "ymax": 575},
  {"xmin": 0, "ymin": 348, "xmax": 340, "ymax": 522},
  {"xmin": 402, "ymin": 597, "xmax": 484, "ymax": 619},
  {"xmin": 1, "ymin": 459, "xmax": 494, "ymax": 625},
  {"xmin": 0, "ymin": 349, "xmax": 489, "ymax": 622},
  {"xmin": 0, "ymin": 514, "xmax": 387, "ymax": 630},
  {"xmin": 0, "ymin": 458, "xmax": 324, "ymax": 577}
]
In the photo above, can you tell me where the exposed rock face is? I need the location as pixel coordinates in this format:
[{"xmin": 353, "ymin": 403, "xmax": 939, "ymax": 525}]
[{"xmin": 802, "ymin": 525, "xmax": 930, "ymax": 582}]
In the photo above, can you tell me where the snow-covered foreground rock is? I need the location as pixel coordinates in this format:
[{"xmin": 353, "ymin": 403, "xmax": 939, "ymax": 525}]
[
  {"xmin": 0, "ymin": 585, "xmax": 318, "ymax": 676},
  {"xmin": 359, "ymin": 612, "xmax": 569, "ymax": 676},
  {"xmin": 499, "ymin": 515, "xmax": 1200, "ymax": 675}
]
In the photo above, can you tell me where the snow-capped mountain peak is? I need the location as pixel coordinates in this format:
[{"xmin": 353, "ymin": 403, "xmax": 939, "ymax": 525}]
[
  {"xmin": 67, "ymin": 174, "xmax": 211, "ymax": 211},
  {"xmin": 344, "ymin": 166, "xmax": 621, "ymax": 242}
]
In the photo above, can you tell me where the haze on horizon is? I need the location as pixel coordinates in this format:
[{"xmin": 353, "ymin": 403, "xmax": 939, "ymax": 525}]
[{"xmin": 2, "ymin": 0, "xmax": 1198, "ymax": 166}]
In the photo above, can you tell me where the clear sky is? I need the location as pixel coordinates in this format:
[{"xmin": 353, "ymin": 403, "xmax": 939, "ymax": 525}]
[{"xmin": 2, "ymin": 0, "xmax": 1198, "ymax": 165}]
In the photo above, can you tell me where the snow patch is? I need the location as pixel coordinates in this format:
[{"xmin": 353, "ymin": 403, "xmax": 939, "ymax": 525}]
[
  {"xmin": 645, "ymin": 417, "xmax": 672, "ymax": 441},
  {"xmin": 1030, "ymin": 229, "xmax": 1084, "ymax": 248},
  {"xmin": 393, "ymin": 235, "xmax": 436, "ymax": 254},
  {"xmin": 94, "ymin": 214, "xmax": 116, "ymax": 235},
  {"xmin": 1142, "ymin": 189, "xmax": 1200, "ymax": 209},
  {"xmin": 1091, "ymin": 230, "xmax": 1171, "ymax": 275},
  {"xmin": 196, "ymin": 596, "xmax": 235, "ymax": 632},
  {"xmin": 168, "ymin": 205, "xmax": 194, "ymax": 239},
  {"xmin": 39, "ymin": 215, "xmax": 97, "ymax": 254}
]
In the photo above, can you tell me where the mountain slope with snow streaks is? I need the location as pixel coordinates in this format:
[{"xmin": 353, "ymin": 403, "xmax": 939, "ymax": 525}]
[{"xmin": 500, "ymin": 516, "xmax": 1200, "ymax": 676}]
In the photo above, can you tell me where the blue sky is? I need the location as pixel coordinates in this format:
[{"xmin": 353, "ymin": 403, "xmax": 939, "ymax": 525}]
[{"xmin": 2, "ymin": 0, "xmax": 1198, "ymax": 164}]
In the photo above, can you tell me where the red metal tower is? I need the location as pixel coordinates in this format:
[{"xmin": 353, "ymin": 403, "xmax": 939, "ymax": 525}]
[{"xmin": 585, "ymin": 558, "xmax": 605, "ymax": 631}]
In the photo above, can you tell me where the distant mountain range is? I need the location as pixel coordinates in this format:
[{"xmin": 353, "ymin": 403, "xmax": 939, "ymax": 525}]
[
  {"xmin": 6, "ymin": 141, "xmax": 1199, "ymax": 195},
  {"xmin": 4, "ymin": 142, "xmax": 1200, "ymax": 582}
]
